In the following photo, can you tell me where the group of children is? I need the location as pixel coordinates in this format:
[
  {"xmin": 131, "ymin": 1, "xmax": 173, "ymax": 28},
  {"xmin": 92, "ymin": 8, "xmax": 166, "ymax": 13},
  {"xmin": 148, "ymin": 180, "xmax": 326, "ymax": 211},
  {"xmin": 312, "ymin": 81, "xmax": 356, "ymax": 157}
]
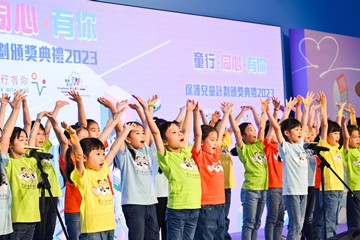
[{"xmin": 0, "ymin": 90, "xmax": 359, "ymax": 240}]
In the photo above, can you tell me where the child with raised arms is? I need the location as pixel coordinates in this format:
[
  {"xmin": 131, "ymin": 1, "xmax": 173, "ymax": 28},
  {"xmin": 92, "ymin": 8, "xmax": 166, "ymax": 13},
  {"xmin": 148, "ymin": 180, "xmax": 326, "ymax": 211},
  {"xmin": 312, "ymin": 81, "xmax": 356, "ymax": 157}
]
[
  {"xmin": 192, "ymin": 101, "xmax": 232, "ymax": 240},
  {"xmin": 1, "ymin": 91, "xmax": 41, "ymax": 239},
  {"xmin": 134, "ymin": 94, "xmax": 201, "ymax": 240},
  {"xmin": 229, "ymin": 100, "xmax": 268, "ymax": 240},
  {"xmin": 264, "ymin": 92, "xmax": 315, "ymax": 240},
  {"xmin": 342, "ymin": 104, "xmax": 360, "ymax": 230},
  {"xmin": 61, "ymin": 110, "xmax": 124, "ymax": 239},
  {"xmin": 114, "ymin": 96, "xmax": 159, "ymax": 240}
]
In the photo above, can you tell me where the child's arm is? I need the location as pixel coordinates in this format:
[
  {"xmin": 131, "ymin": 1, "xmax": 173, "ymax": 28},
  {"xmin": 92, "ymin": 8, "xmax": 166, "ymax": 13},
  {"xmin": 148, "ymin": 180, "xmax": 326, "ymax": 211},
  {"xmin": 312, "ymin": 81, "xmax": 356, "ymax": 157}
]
[
  {"xmin": 308, "ymin": 104, "xmax": 320, "ymax": 130},
  {"xmin": 266, "ymin": 97, "xmax": 281, "ymax": 141},
  {"xmin": 22, "ymin": 96, "xmax": 32, "ymax": 135},
  {"xmin": 318, "ymin": 91, "xmax": 328, "ymax": 141},
  {"xmin": 44, "ymin": 100, "xmax": 69, "ymax": 140},
  {"xmin": 105, "ymin": 121, "xmax": 136, "ymax": 166},
  {"xmin": 133, "ymin": 94, "xmax": 165, "ymax": 155},
  {"xmin": 98, "ymin": 107, "xmax": 127, "ymax": 144},
  {"xmin": 217, "ymin": 102, "xmax": 233, "ymax": 145},
  {"xmin": 263, "ymin": 99, "xmax": 284, "ymax": 145},
  {"xmin": 98, "ymin": 97, "xmax": 127, "ymax": 136},
  {"xmin": 249, "ymin": 105, "xmax": 260, "ymax": 129},
  {"xmin": 29, "ymin": 111, "xmax": 48, "ymax": 146},
  {"xmin": 193, "ymin": 102, "xmax": 202, "ymax": 153},
  {"xmin": 301, "ymin": 91, "xmax": 315, "ymax": 139},
  {"xmin": 175, "ymin": 105, "xmax": 186, "ymax": 125},
  {"xmin": 182, "ymin": 99, "xmax": 197, "ymax": 145},
  {"xmin": 342, "ymin": 116, "xmax": 350, "ymax": 151},
  {"xmin": 0, "ymin": 93, "xmax": 10, "ymax": 129},
  {"xmin": 229, "ymin": 110, "xmax": 243, "ymax": 149},
  {"xmin": 295, "ymin": 95, "xmax": 303, "ymax": 121},
  {"xmin": 45, "ymin": 112, "xmax": 69, "ymax": 160},
  {"xmin": 280, "ymin": 97, "xmax": 297, "ymax": 123},
  {"xmin": 335, "ymin": 102, "xmax": 346, "ymax": 125},
  {"xmin": 199, "ymin": 108, "xmax": 209, "ymax": 125},
  {"xmin": 62, "ymin": 122, "xmax": 84, "ymax": 175},
  {"xmin": 348, "ymin": 103, "xmax": 357, "ymax": 127},
  {"xmin": 258, "ymin": 99, "xmax": 270, "ymax": 142},
  {"xmin": 68, "ymin": 90, "xmax": 87, "ymax": 127},
  {"xmin": 1, "ymin": 92, "xmax": 26, "ymax": 153}
]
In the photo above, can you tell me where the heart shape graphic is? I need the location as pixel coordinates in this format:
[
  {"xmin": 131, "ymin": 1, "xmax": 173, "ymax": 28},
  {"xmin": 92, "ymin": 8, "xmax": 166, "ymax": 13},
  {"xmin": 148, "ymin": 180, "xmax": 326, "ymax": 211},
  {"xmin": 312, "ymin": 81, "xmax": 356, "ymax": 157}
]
[{"xmin": 296, "ymin": 36, "xmax": 339, "ymax": 78}]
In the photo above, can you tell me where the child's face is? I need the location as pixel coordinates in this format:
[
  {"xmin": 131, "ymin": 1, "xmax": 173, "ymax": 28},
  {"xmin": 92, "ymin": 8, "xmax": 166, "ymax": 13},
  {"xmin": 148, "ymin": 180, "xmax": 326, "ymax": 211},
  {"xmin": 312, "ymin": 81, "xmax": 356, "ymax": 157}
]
[
  {"xmin": 126, "ymin": 125, "xmax": 145, "ymax": 149},
  {"xmin": 84, "ymin": 149, "xmax": 105, "ymax": 171},
  {"xmin": 88, "ymin": 122, "xmax": 100, "ymax": 138},
  {"xmin": 305, "ymin": 127, "xmax": 317, "ymax": 143},
  {"xmin": 327, "ymin": 131, "xmax": 340, "ymax": 146},
  {"xmin": 202, "ymin": 130, "xmax": 218, "ymax": 154},
  {"xmin": 35, "ymin": 129, "xmax": 46, "ymax": 147},
  {"xmin": 10, "ymin": 131, "xmax": 28, "ymax": 157},
  {"xmin": 164, "ymin": 123, "xmax": 185, "ymax": 151},
  {"xmin": 287, "ymin": 126, "xmax": 302, "ymax": 144},
  {"xmin": 349, "ymin": 130, "xmax": 360, "ymax": 148},
  {"xmin": 243, "ymin": 124, "xmax": 257, "ymax": 144}
]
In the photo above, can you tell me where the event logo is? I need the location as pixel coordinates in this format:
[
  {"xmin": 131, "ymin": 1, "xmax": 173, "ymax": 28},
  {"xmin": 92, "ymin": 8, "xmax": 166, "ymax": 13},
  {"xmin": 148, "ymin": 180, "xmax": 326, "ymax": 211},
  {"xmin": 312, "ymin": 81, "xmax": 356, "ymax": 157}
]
[{"xmin": 31, "ymin": 72, "xmax": 47, "ymax": 96}]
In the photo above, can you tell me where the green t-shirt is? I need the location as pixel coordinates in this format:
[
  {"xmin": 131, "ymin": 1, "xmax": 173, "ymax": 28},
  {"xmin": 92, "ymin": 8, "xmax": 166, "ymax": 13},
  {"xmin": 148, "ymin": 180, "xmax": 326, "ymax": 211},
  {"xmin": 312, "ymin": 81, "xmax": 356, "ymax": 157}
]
[
  {"xmin": 237, "ymin": 140, "xmax": 268, "ymax": 190},
  {"xmin": 345, "ymin": 148, "xmax": 360, "ymax": 191},
  {"xmin": 38, "ymin": 140, "xmax": 62, "ymax": 197},
  {"xmin": 6, "ymin": 156, "xmax": 40, "ymax": 223},
  {"xmin": 157, "ymin": 147, "xmax": 201, "ymax": 209}
]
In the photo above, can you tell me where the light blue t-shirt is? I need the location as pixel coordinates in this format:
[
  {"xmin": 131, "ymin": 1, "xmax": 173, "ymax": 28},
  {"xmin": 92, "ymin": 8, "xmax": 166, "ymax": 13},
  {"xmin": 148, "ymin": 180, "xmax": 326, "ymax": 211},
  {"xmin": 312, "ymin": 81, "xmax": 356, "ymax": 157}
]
[
  {"xmin": 278, "ymin": 140, "xmax": 308, "ymax": 195},
  {"xmin": 306, "ymin": 149, "xmax": 317, "ymax": 187},
  {"xmin": 0, "ymin": 152, "xmax": 12, "ymax": 235},
  {"xmin": 115, "ymin": 143, "xmax": 158, "ymax": 205}
]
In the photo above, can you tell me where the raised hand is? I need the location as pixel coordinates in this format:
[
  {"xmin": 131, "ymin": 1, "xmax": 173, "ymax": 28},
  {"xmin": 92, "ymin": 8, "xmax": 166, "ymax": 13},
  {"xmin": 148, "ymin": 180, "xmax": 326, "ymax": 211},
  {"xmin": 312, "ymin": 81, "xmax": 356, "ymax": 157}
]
[
  {"xmin": 56, "ymin": 100, "xmax": 69, "ymax": 109},
  {"xmin": 68, "ymin": 90, "xmax": 82, "ymax": 103},
  {"xmin": 0, "ymin": 93, "xmax": 10, "ymax": 105},
  {"xmin": 186, "ymin": 99, "xmax": 197, "ymax": 111},
  {"xmin": 10, "ymin": 91, "xmax": 26, "ymax": 110},
  {"xmin": 221, "ymin": 102, "xmax": 233, "ymax": 114}
]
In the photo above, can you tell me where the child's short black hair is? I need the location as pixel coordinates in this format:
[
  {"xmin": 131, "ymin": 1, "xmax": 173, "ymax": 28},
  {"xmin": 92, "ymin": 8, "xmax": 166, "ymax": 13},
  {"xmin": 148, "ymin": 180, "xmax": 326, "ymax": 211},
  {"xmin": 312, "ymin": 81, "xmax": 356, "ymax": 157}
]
[
  {"xmin": 201, "ymin": 124, "xmax": 217, "ymax": 141},
  {"xmin": 280, "ymin": 118, "xmax": 302, "ymax": 142}
]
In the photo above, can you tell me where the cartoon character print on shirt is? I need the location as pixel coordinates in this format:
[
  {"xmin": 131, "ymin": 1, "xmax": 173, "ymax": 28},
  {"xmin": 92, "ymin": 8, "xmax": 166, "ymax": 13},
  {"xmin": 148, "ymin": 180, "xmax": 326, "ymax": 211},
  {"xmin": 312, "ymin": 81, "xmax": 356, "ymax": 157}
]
[
  {"xmin": 252, "ymin": 151, "xmax": 267, "ymax": 164},
  {"xmin": 333, "ymin": 152, "xmax": 343, "ymax": 162},
  {"xmin": 18, "ymin": 167, "xmax": 37, "ymax": 182},
  {"xmin": 134, "ymin": 155, "xmax": 149, "ymax": 169},
  {"xmin": 0, "ymin": 172, "xmax": 9, "ymax": 193},
  {"xmin": 92, "ymin": 179, "xmax": 111, "ymax": 197},
  {"xmin": 295, "ymin": 151, "xmax": 308, "ymax": 166},
  {"xmin": 353, "ymin": 156, "xmax": 360, "ymax": 167},
  {"xmin": 220, "ymin": 145, "xmax": 230, "ymax": 155},
  {"xmin": 180, "ymin": 157, "xmax": 198, "ymax": 171},
  {"xmin": 207, "ymin": 161, "xmax": 224, "ymax": 172}
]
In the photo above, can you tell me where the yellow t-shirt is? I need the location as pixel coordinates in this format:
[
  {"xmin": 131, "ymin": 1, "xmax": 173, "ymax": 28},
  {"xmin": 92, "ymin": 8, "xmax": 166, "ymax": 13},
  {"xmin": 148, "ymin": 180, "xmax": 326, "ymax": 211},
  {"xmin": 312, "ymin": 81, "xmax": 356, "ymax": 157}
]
[
  {"xmin": 71, "ymin": 162, "xmax": 115, "ymax": 233},
  {"xmin": 318, "ymin": 139, "xmax": 345, "ymax": 191},
  {"xmin": 219, "ymin": 132, "xmax": 236, "ymax": 189}
]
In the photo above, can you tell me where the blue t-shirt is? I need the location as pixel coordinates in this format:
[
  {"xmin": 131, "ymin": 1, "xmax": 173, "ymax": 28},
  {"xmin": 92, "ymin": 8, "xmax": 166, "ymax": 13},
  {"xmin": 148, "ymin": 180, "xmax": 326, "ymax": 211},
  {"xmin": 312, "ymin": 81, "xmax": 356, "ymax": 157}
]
[
  {"xmin": 0, "ymin": 152, "xmax": 12, "ymax": 235},
  {"xmin": 278, "ymin": 140, "xmax": 308, "ymax": 195},
  {"xmin": 115, "ymin": 143, "xmax": 158, "ymax": 205}
]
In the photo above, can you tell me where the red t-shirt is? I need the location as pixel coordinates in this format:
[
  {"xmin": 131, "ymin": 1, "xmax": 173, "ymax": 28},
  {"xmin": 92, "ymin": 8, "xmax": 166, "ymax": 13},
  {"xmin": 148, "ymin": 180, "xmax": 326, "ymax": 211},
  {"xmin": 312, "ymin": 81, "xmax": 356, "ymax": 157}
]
[
  {"xmin": 264, "ymin": 138, "xmax": 283, "ymax": 188},
  {"xmin": 315, "ymin": 157, "xmax": 322, "ymax": 189},
  {"xmin": 192, "ymin": 146, "xmax": 225, "ymax": 205}
]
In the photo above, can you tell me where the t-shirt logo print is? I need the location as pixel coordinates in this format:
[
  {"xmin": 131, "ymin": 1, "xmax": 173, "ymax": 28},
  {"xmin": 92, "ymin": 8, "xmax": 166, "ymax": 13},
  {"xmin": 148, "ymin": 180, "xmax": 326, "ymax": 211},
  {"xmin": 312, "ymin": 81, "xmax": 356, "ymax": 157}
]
[
  {"xmin": 353, "ymin": 157, "xmax": 360, "ymax": 167},
  {"xmin": 252, "ymin": 152, "xmax": 266, "ymax": 163},
  {"xmin": 134, "ymin": 155, "xmax": 149, "ymax": 169},
  {"xmin": 18, "ymin": 167, "xmax": 37, "ymax": 182},
  {"xmin": 92, "ymin": 179, "xmax": 111, "ymax": 196},
  {"xmin": 207, "ymin": 162, "xmax": 224, "ymax": 172},
  {"xmin": 180, "ymin": 157, "xmax": 198, "ymax": 171},
  {"xmin": 295, "ymin": 152, "xmax": 307, "ymax": 164}
]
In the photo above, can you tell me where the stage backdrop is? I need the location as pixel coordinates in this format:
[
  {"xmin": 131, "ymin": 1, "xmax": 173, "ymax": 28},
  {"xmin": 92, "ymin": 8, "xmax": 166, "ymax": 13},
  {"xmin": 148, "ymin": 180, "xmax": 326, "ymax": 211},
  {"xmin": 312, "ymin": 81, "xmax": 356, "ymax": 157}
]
[
  {"xmin": 0, "ymin": 0, "xmax": 285, "ymax": 238},
  {"xmin": 290, "ymin": 29, "xmax": 360, "ymax": 119}
]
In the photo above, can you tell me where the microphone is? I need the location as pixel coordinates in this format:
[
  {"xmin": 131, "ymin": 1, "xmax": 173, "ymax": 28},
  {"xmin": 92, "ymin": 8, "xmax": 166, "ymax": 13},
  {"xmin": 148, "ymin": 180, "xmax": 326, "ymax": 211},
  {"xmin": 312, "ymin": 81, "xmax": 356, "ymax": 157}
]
[
  {"xmin": 24, "ymin": 147, "xmax": 54, "ymax": 160},
  {"xmin": 303, "ymin": 142, "xmax": 330, "ymax": 152}
]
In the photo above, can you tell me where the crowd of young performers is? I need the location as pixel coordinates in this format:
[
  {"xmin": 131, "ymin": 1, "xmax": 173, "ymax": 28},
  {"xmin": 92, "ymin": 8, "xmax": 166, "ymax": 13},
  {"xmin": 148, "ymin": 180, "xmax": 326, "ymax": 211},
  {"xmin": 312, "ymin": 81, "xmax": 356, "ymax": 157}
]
[{"xmin": 0, "ymin": 90, "xmax": 359, "ymax": 240}]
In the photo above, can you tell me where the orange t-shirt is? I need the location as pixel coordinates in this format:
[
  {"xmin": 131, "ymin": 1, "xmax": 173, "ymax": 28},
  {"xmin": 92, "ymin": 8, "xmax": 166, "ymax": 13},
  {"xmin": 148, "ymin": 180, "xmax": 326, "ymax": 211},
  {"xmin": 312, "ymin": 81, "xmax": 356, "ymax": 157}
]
[
  {"xmin": 264, "ymin": 138, "xmax": 283, "ymax": 188},
  {"xmin": 192, "ymin": 146, "xmax": 225, "ymax": 205},
  {"xmin": 315, "ymin": 157, "xmax": 322, "ymax": 189}
]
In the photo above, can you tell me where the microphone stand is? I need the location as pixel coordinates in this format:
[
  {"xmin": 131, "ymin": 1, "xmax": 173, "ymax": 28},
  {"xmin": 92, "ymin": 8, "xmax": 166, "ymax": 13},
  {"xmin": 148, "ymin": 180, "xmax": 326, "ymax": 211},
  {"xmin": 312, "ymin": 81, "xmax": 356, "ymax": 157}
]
[
  {"xmin": 316, "ymin": 150, "xmax": 360, "ymax": 240},
  {"xmin": 33, "ymin": 151, "xmax": 69, "ymax": 240}
]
